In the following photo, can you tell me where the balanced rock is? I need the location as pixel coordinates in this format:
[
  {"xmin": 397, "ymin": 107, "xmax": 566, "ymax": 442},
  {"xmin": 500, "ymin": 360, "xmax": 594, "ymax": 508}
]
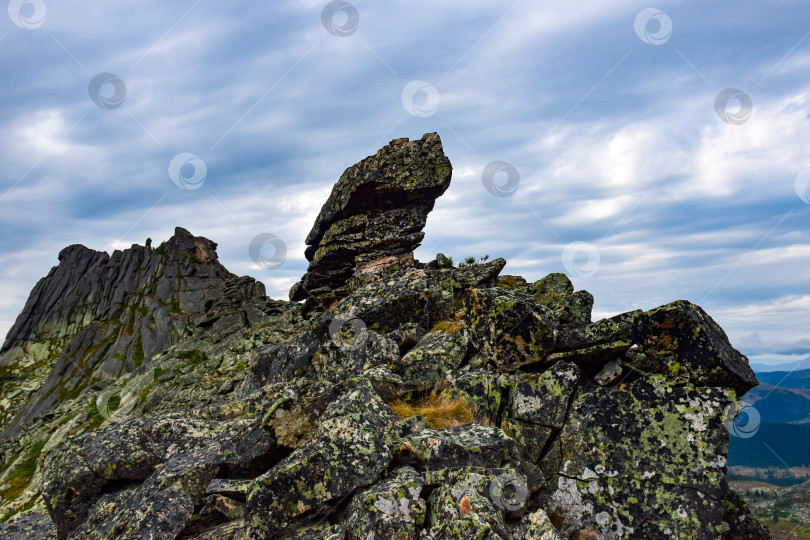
[{"xmin": 289, "ymin": 132, "xmax": 452, "ymax": 308}]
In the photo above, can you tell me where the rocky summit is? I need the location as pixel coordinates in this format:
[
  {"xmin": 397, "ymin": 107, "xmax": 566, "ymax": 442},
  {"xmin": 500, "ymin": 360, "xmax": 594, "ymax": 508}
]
[{"xmin": 0, "ymin": 133, "xmax": 770, "ymax": 539}]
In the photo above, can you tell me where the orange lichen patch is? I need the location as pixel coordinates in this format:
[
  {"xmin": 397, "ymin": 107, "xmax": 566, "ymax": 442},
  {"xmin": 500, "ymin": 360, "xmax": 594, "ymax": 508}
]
[
  {"xmin": 459, "ymin": 495, "xmax": 472, "ymax": 516},
  {"xmin": 388, "ymin": 393, "xmax": 474, "ymax": 429}
]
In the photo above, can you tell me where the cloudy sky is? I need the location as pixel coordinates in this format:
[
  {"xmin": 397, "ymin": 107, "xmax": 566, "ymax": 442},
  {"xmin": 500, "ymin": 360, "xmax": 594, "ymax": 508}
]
[{"xmin": 1, "ymin": 0, "xmax": 809, "ymax": 368}]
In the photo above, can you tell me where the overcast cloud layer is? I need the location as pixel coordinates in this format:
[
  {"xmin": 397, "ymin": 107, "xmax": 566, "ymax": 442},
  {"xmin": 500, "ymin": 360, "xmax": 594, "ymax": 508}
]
[{"xmin": 1, "ymin": 0, "xmax": 809, "ymax": 367}]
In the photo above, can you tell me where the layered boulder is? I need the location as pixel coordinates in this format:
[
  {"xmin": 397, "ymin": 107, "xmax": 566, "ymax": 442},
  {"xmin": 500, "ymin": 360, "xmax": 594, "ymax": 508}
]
[
  {"xmin": 289, "ymin": 132, "xmax": 452, "ymax": 309},
  {"xmin": 0, "ymin": 134, "xmax": 771, "ymax": 539}
]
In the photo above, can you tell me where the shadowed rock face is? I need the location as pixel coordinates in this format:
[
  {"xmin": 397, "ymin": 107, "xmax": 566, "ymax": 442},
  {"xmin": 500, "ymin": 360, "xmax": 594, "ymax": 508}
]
[
  {"xmin": 0, "ymin": 135, "xmax": 770, "ymax": 539},
  {"xmin": 289, "ymin": 132, "xmax": 452, "ymax": 309}
]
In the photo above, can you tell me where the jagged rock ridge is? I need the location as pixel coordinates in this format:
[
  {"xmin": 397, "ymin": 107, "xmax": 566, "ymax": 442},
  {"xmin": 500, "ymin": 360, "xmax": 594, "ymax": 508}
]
[
  {"xmin": 0, "ymin": 133, "xmax": 770, "ymax": 539},
  {"xmin": 0, "ymin": 228, "xmax": 282, "ymax": 440}
]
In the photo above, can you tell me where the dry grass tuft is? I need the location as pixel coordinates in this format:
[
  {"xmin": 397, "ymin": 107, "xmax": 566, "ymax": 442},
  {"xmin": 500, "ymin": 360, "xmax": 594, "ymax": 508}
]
[
  {"xmin": 432, "ymin": 320, "xmax": 464, "ymax": 333},
  {"xmin": 389, "ymin": 392, "xmax": 475, "ymax": 429}
]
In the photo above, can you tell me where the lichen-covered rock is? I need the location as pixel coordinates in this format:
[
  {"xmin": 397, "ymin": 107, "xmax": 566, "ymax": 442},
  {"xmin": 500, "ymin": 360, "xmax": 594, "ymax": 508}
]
[
  {"xmin": 464, "ymin": 288, "xmax": 557, "ymax": 371},
  {"xmin": 237, "ymin": 315, "xmax": 332, "ymax": 398},
  {"xmin": 395, "ymin": 424, "xmax": 519, "ymax": 471},
  {"xmin": 197, "ymin": 493, "xmax": 246, "ymax": 524},
  {"xmin": 631, "ymin": 300, "xmax": 758, "ymax": 395},
  {"xmin": 544, "ymin": 374, "xmax": 736, "ymax": 539},
  {"xmin": 556, "ymin": 310, "xmax": 640, "ymax": 352},
  {"xmin": 344, "ymin": 466, "xmax": 426, "ymax": 539},
  {"xmin": 316, "ymin": 328, "xmax": 399, "ymax": 383},
  {"xmin": 420, "ymin": 467, "xmax": 528, "ymax": 539},
  {"xmin": 544, "ymin": 340, "xmax": 633, "ymax": 375},
  {"xmin": 422, "ymin": 484, "xmax": 501, "ymax": 539},
  {"xmin": 333, "ymin": 268, "xmax": 453, "ymax": 334},
  {"xmin": 441, "ymin": 372, "xmax": 505, "ymax": 426},
  {"xmin": 594, "ymin": 360, "xmax": 623, "ymax": 386},
  {"xmin": 41, "ymin": 412, "xmax": 277, "ymax": 538},
  {"xmin": 508, "ymin": 362, "xmax": 579, "ymax": 429},
  {"xmin": 451, "ymin": 258, "xmax": 507, "ymax": 290},
  {"xmin": 278, "ymin": 524, "xmax": 347, "ymax": 539},
  {"xmin": 557, "ymin": 302, "xmax": 758, "ymax": 395},
  {"xmin": 0, "ymin": 511, "xmax": 56, "ymax": 539},
  {"xmin": 497, "ymin": 363, "xmax": 580, "ymax": 465},
  {"xmin": 387, "ymin": 322, "xmax": 428, "ymax": 354},
  {"xmin": 246, "ymin": 415, "xmax": 390, "ymax": 537},
  {"xmin": 720, "ymin": 490, "xmax": 772, "ymax": 539},
  {"xmin": 514, "ymin": 508, "xmax": 563, "ymax": 539},
  {"xmin": 532, "ymin": 273, "xmax": 593, "ymax": 327},
  {"xmin": 394, "ymin": 329, "xmax": 469, "ymax": 390},
  {"xmin": 187, "ymin": 519, "xmax": 249, "ymax": 539},
  {"xmin": 68, "ymin": 444, "xmax": 223, "ymax": 539},
  {"xmin": 320, "ymin": 378, "xmax": 402, "ymax": 430},
  {"xmin": 245, "ymin": 382, "xmax": 396, "ymax": 537},
  {"xmin": 205, "ymin": 478, "xmax": 251, "ymax": 500},
  {"xmin": 0, "ymin": 227, "xmax": 281, "ymax": 440}
]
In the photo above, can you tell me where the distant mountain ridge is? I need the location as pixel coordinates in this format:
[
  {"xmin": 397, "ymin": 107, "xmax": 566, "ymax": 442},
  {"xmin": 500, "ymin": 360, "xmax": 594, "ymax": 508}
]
[
  {"xmin": 756, "ymin": 368, "xmax": 810, "ymax": 389},
  {"xmin": 751, "ymin": 357, "xmax": 810, "ymax": 373},
  {"xmin": 729, "ymin": 366, "xmax": 810, "ymax": 489}
]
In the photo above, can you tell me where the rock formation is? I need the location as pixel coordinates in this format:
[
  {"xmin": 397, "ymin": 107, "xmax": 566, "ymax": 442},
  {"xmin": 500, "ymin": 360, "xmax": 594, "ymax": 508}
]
[
  {"xmin": 0, "ymin": 133, "xmax": 770, "ymax": 539},
  {"xmin": 289, "ymin": 132, "xmax": 452, "ymax": 310}
]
